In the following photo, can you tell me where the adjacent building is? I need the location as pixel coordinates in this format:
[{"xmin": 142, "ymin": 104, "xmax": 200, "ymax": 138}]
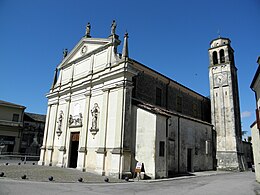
[
  {"xmin": 0, "ymin": 100, "xmax": 25, "ymax": 154},
  {"xmin": 20, "ymin": 112, "xmax": 46, "ymax": 155},
  {"xmin": 0, "ymin": 100, "xmax": 45, "ymax": 155},
  {"xmin": 250, "ymin": 56, "xmax": 260, "ymax": 182}
]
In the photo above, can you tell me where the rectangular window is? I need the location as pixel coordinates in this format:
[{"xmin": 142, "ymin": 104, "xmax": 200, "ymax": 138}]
[
  {"xmin": 156, "ymin": 87, "xmax": 162, "ymax": 106},
  {"xmin": 205, "ymin": 140, "xmax": 211, "ymax": 155},
  {"xmin": 176, "ymin": 96, "xmax": 182, "ymax": 113},
  {"xmin": 132, "ymin": 76, "xmax": 137, "ymax": 98},
  {"xmin": 256, "ymin": 108, "xmax": 260, "ymax": 129},
  {"xmin": 193, "ymin": 103, "xmax": 198, "ymax": 117},
  {"xmin": 12, "ymin": 114, "xmax": 19, "ymax": 122},
  {"xmin": 159, "ymin": 141, "xmax": 165, "ymax": 157}
]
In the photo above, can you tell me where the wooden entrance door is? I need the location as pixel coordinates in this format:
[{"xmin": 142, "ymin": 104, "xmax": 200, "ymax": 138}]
[{"xmin": 69, "ymin": 132, "xmax": 79, "ymax": 168}]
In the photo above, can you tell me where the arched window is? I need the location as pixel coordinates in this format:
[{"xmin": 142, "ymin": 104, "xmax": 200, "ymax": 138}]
[
  {"xmin": 213, "ymin": 51, "xmax": 218, "ymax": 65},
  {"xmin": 220, "ymin": 49, "xmax": 225, "ymax": 63}
]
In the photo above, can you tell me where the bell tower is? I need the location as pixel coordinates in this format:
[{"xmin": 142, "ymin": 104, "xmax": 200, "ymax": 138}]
[{"xmin": 208, "ymin": 37, "xmax": 244, "ymax": 171}]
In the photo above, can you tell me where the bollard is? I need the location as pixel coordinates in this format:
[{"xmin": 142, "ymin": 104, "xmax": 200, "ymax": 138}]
[
  {"xmin": 48, "ymin": 176, "xmax": 54, "ymax": 181},
  {"xmin": 78, "ymin": 177, "xmax": 83, "ymax": 182}
]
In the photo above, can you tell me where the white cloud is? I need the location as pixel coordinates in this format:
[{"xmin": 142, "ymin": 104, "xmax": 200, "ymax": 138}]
[{"xmin": 241, "ymin": 111, "xmax": 252, "ymax": 118}]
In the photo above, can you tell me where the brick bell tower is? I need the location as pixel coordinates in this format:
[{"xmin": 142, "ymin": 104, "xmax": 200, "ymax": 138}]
[{"xmin": 208, "ymin": 37, "xmax": 245, "ymax": 171}]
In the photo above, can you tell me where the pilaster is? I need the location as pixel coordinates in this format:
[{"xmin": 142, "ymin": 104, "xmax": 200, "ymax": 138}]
[
  {"xmin": 95, "ymin": 88, "xmax": 109, "ymax": 175},
  {"xmin": 38, "ymin": 104, "xmax": 51, "ymax": 165},
  {"xmin": 77, "ymin": 90, "xmax": 91, "ymax": 171},
  {"xmin": 56, "ymin": 96, "xmax": 71, "ymax": 168}
]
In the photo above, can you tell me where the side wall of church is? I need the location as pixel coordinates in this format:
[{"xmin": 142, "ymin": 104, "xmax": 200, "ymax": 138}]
[
  {"xmin": 133, "ymin": 106, "xmax": 157, "ymax": 178},
  {"xmin": 133, "ymin": 72, "xmax": 211, "ymax": 123},
  {"xmin": 132, "ymin": 105, "xmax": 214, "ymax": 179}
]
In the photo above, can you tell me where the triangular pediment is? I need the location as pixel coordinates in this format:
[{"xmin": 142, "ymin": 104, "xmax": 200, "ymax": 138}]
[{"xmin": 58, "ymin": 37, "xmax": 112, "ymax": 69}]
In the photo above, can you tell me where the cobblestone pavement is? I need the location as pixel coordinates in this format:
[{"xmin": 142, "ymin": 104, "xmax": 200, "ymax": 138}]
[{"xmin": 0, "ymin": 163, "xmax": 123, "ymax": 183}]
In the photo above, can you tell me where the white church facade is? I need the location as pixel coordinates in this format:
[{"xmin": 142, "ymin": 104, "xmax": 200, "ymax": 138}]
[{"xmin": 39, "ymin": 21, "xmax": 244, "ymax": 179}]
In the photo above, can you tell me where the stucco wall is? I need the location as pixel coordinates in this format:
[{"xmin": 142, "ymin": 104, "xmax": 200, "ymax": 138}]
[
  {"xmin": 132, "ymin": 105, "xmax": 214, "ymax": 178},
  {"xmin": 251, "ymin": 123, "xmax": 260, "ymax": 182},
  {"xmin": 134, "ymin": 106, "xmax": 156, "ymax": 178}
]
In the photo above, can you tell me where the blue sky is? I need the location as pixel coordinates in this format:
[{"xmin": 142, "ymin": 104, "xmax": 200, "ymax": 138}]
[{"xmin": 0, "ymin": 0, "xmax": 259, "ymax": 136}]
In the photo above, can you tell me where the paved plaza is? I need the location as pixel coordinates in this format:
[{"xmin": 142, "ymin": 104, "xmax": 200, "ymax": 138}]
[
  {"xmin": 0, "ymin": 161, "xmax": 235, "ymax": 183},
  {"xmin": 0, "ymin": 167, "xmax": 259, "ymax": 195}
]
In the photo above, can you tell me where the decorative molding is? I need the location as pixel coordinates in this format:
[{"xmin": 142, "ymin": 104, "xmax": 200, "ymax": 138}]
[
  {"xmin": 102, "ymin": 87, "xmax": 110, "ymax": 92},
  {"xmin": 84, "ymin": 90, "xmax": 91, "ymax": 97},
  {"xmin": 47, "ymin": 146, "xmax": 53, "ymax": 150},
  {"xmin": 111, "ymin": 148, "xmax": 122, "ymax": 154},
  {"xmin": 65, "ymin": 96, "xmax": 71, "ymax": 102},
  {"xmin": 78, "ymin": 147, "xmax": 87, "ymax": 153},
  {"xmin": 96, "ymin": 147, "xmax": 106, "ymax": 154},
  {"xmin": 40, "ymin": 146, "xmax": 46, "ymax": 150},
  {"xmin": 48, "ymin": 101, "xmax": 59, "ymax": 106},
  {"xmin": 58, "ymin": 146, "xmax": 66, "ymax": 152}
]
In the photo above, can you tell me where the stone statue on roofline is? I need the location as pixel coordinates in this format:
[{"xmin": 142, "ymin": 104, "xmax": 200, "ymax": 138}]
[
  {"xmin": 86, "ymin": 22, "xmax": 91, "ymax": 38},
  {"xmin": 111, "ymin": 20, "xmax": 117, "ymax": 35}
]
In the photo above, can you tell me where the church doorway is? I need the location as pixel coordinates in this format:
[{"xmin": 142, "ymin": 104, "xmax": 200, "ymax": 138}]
[
  {"xmin": 187, "ymin": 148, "xmax": 193, "ymax": 172},
  {"xmin": 69, "ymin": 132, "xmax": 79, "ymax": 168}
]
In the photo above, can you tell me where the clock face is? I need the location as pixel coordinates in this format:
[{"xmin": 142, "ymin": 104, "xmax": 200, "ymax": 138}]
[
  {"xmin": 81, "ymin": 46, "xmax": 87, "ymax": 55},
  {"xmin": 214, "ymin": 72, "xmax": 227, "ymax": 87},
  {"xmin": 217, "ymin": 75, "xmax": 223, "ymax": 84}
]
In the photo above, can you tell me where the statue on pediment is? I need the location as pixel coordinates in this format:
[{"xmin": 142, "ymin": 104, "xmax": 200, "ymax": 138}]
[
  {"xmin": 86, "ymin": 22, "xmax": 91, "ymax": 38},
  {"xmin": 111, "ymin": 20, "xmax": 117, "ymax": 35}
]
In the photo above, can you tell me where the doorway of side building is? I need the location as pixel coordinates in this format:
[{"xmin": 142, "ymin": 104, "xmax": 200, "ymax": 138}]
[
  {"xmin": 69, "ymin": 132, "xmax": 79, "ymax": 168},
  {"xmin": 187, "ymin": 148, "xmax": 193, "ymax": 172}
]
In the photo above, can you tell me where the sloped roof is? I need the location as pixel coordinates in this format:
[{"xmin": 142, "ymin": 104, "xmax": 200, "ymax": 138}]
[
  {"xmin": 24, "ymin": 112, "xmax": 46, "ymax": 123},
  {"xmin": 250, "ymin": 56, "xmax": 260, "ymax": 90},
  {"xmin": 0, "ymin": 100, "xmax": 26, "ymax": 109}
]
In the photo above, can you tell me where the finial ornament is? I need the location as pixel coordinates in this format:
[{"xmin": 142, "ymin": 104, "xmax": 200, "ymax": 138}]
[
  {"xmin": 124, "ymin": 31, "xmax": 128, "ymax": 38},
  {"xmin": 86, "ymin": 22, "xmax": 91, "ymax": 38},
  {"xmin": 63, "ymin": 48, "xmax": 68, "ymax": 58},
  {"xmin": 111, "ymin": 20, "xmax": 117, "ymax": 35},
  {"xmin": 122, "ymin": 31, "xmax": 129, "ymax": 59},
  {"xmin": 51, "ymin": 68, "xmax": 58, "ymax": 90}
]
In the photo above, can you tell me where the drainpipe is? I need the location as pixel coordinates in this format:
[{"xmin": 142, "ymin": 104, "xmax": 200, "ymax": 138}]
[
  {"xmin": 165, "ymin": 80, "xmax": 170, "ymax": 177},
  {"xmin": 178, "ymin": 116, "xmax": 180, "ymax": 173}
]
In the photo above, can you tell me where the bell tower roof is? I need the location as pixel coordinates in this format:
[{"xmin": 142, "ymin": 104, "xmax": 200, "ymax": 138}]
[{"xmin": 209, "ymin": 37, "xmax": 231, "ymax": 49}]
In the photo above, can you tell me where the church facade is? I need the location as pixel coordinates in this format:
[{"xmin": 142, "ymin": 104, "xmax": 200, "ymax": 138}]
[{"xmin": 38, "ymin": 22, "xmax": 243, "ymax": 178}]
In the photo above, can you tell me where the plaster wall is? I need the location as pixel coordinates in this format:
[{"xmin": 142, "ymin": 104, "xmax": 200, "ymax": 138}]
[
  {"xmin": 251, "ymin": 123, "xmax": 260, "ymax": 182},
  {"xmin": 134, "ymin": 106, "xmax": 156, "ymax": 178},
  {"xmin": 155, "ymin": 114, "xmax": 167, "ymax": 178}
]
